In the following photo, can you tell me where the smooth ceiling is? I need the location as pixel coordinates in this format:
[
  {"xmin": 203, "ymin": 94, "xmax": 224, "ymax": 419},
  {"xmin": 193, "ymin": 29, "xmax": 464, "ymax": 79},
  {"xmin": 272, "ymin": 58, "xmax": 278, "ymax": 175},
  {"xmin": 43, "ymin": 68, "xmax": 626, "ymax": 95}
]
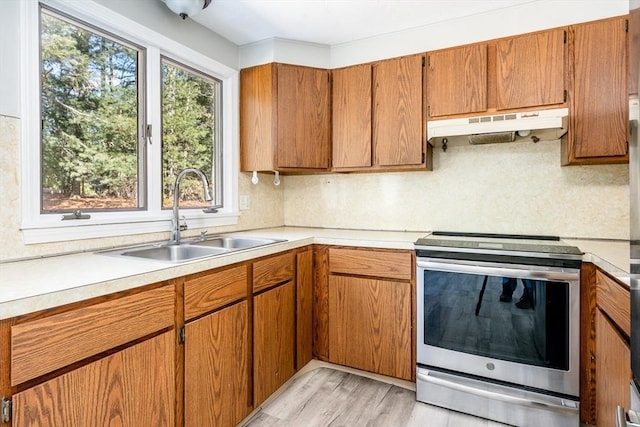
[{"xmin": 192, "ymin": 0, "xmax": 541, "ymax": 46}]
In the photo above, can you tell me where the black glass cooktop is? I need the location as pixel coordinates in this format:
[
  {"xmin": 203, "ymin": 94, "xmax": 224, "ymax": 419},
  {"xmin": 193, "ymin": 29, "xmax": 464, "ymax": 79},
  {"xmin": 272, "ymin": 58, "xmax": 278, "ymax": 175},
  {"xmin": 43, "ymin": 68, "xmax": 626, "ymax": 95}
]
[{"xmin": 415, "ymin": 231, "xmax": 583, "ymax": 258}]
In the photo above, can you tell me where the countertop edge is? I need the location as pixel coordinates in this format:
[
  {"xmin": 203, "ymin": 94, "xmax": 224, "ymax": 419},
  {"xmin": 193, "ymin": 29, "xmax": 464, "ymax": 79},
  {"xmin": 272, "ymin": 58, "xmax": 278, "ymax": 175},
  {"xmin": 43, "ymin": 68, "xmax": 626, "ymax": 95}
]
[{"xmin": 0, "ymin": 228, "xmax": 629, "ymax": 320}]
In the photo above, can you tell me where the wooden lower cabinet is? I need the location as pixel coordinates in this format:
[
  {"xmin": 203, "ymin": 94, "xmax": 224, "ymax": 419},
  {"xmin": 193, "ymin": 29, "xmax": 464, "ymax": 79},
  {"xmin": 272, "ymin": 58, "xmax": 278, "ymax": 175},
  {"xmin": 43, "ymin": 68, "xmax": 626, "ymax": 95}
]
[
  {"xmin": 184, "ymin": 300, "xmax": 251, "ymax": 427},
  {"xmin": 13, "ymin": 331, "xmax": 175, "ymax": 427},
  {"xmin": 328, "ymin": 275, "xmax": 412, "ymax": 380},
  {"xmin": 296, "ymin": 248, "xmax": 314, "ymax": 368},
  {"xmin": 595, "ymin": 309, "xmax": 630, "ymax": 427},
  {"xmin": 253, "ymin": 281, "xmax": 296, "ymax": 406},
  {"xmin": 581, "ymin": 264, "xmax": 632, "ymax": 426}
]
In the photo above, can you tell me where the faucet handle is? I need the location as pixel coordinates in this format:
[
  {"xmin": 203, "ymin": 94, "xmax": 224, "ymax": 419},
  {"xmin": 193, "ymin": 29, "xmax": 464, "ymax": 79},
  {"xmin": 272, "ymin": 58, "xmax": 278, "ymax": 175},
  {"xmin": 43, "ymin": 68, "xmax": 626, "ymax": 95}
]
[{"xmin": 179, "ymin": 215, "xmax": 188, "ymax": 231}]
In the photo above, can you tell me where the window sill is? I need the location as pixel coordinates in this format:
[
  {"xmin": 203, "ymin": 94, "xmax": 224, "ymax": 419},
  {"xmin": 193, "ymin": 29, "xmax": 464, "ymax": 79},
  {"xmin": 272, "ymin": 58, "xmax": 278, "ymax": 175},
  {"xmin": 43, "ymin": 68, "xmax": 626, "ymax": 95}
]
[{"xmin": 21, "ymin": 212, "xmax": 240, "ymax": 244}]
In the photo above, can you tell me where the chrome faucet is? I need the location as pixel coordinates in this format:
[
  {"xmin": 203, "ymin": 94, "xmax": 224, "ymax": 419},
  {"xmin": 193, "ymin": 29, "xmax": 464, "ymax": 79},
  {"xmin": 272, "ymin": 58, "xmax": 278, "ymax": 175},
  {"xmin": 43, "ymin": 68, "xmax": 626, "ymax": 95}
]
[{"xmin": 170, "ymin": 168, "xmax": 213, "ymax": 245}]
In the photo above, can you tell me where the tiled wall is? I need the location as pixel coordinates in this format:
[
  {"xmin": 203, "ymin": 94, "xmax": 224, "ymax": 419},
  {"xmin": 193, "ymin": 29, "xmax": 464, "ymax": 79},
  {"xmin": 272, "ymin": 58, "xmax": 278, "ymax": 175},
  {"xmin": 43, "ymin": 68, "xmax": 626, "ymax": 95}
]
[{"xmin": 284, "ymin": 138, "xmax": 630, "ymax": 240}]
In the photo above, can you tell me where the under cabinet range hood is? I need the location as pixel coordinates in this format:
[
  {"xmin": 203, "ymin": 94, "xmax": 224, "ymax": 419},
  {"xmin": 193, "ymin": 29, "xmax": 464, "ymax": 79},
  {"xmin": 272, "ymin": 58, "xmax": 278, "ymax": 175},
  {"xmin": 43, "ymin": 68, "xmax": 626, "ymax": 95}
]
[{"xmin": 427, "ymin": 107, "xmax": 569, "ymax": 144}]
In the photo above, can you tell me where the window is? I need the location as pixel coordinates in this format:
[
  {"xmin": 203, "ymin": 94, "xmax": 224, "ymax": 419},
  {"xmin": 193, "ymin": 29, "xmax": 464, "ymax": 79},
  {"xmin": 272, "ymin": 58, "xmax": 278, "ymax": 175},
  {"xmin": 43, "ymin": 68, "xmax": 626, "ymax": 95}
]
[
  {"xmin": 21, "ymin": 0, "xmax": 238, "ymax": 244},
  {"xmin": 161, "ymin": 58, "xmax": 222, "ymax": 210},
  {"xmin": 40, "ymin": 8, "xmax": 145, "ymax": 212}
]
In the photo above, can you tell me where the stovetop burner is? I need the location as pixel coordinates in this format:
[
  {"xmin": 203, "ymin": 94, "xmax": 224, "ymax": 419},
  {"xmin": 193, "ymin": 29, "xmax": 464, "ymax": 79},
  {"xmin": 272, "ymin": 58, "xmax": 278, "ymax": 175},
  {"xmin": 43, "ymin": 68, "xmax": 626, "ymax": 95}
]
[{"xmin": 415, "ymin": 231, "xmax": 583, "ymax": 260}]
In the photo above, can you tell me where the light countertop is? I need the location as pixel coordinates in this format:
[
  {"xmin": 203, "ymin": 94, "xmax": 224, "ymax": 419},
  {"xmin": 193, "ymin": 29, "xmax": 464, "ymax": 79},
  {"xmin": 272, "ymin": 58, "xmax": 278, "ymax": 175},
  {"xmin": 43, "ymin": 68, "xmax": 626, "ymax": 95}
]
[{"xmin": 0, "ymin": 227, "xmax": 629, "ymax": 320}]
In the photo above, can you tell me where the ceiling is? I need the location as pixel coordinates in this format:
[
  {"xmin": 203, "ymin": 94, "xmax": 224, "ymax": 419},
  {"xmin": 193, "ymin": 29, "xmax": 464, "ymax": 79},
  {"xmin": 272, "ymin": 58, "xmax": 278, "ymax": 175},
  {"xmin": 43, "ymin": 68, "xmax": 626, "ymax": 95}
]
[{"xmin": 192, "ymin": 0, "xmax": 541, "ymax": 46}]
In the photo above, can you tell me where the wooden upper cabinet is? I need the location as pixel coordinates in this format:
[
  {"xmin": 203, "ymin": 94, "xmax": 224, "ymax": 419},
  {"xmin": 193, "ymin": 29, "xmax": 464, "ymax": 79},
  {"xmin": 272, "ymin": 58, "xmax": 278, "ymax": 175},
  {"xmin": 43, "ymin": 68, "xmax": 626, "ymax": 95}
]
[
  {"xmin": 277, "ymin": 64, "xmax": 331, "ymax": 169},
  {"xmin": 240, "ymin": 63, "xmax": 276, "ymax": 172},
  {"xmin": 496, "ymin": 29, "xmax": 566, "ymax": 110},
  {"xmin": 333, "ymin": 57, "xmax": 430, "ymax": 171},
  {"xmin": 332, "ymin": 64, "xmax": 372, "ymax": 169},
  {"xmin": 427, "ymin": 44, "xmax": 487, "ymax": 118},
  {"xmin": 563, "ymin": 16, "xmax": 628, "ymax": 164},
  {"xmin": 240, "ymin": 63, "xmax": 331, "ymax": 172},
  {"xmin": 373, "ymin": 54, "xmax": 425, "ymax": 167}
]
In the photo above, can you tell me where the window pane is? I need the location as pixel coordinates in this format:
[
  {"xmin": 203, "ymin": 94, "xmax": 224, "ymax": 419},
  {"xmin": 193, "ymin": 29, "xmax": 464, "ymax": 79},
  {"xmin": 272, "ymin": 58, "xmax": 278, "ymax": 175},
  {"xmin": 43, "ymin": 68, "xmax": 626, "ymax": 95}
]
[
  {"xmin": 162, "ymin": 59, "xmax": 221, "ymax": 209},
  {"xmin": 40, "ymin": 9, "xmax": 143, "ymax": 212}
]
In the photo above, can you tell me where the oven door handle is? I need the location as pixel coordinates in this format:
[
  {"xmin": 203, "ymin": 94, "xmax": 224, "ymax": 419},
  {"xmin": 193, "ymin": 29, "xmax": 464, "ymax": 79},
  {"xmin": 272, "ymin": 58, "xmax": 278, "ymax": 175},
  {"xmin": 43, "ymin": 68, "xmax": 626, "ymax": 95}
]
[
  {"xmin": 416, "ymin": 259, "xmax": 578, "ymax": 281},
  {"xmin": 417, "ymin": 370, "xmax": 578, "ymax": 415}
]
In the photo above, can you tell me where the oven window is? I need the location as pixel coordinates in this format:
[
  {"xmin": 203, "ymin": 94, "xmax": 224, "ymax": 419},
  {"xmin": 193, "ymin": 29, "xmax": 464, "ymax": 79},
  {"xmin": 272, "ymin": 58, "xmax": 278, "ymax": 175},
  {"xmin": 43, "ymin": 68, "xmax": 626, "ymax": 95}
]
[{"xmin": 423, "ymin": 270, "xmax": 569, "ymax": 370}]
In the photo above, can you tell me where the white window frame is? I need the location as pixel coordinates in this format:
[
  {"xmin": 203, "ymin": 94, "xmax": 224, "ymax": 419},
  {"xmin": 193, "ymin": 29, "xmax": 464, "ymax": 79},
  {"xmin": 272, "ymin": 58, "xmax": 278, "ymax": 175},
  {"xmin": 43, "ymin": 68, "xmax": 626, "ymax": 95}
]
[{"xmin": 20, "ymin": 0, "xmax": 239, "ymax": 244}]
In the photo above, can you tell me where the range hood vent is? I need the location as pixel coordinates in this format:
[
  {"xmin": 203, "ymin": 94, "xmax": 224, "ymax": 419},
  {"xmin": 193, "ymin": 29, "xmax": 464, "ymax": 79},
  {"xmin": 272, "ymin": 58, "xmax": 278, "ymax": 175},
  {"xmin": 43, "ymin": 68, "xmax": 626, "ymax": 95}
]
[
  {"xmin": 427, "ymin": 107, "xmax": 568, "ymax": 141},
  {"xmin": 468, "ymin": 131, "xmax": 516, "ymax": 145}
]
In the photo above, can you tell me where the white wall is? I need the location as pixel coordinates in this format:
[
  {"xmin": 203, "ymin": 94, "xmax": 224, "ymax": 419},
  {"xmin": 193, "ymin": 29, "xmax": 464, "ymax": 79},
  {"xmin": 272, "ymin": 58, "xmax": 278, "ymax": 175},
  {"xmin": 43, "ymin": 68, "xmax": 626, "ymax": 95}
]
[
  {"xmin": 0, "ymin": 1, "xmax": 22, "ymax": 117},
  {"xmin": 239, "ymin": 0, "xmax": 629, "ymax": 69}
]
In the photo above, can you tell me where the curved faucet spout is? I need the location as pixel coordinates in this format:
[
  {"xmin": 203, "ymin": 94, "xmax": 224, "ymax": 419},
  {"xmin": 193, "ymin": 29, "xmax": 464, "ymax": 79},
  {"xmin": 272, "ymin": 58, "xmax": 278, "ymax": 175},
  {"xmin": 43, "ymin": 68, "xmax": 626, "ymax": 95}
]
[{"xmin": 170, "ymin": 168, "xmax": 213, "ymax": 245}]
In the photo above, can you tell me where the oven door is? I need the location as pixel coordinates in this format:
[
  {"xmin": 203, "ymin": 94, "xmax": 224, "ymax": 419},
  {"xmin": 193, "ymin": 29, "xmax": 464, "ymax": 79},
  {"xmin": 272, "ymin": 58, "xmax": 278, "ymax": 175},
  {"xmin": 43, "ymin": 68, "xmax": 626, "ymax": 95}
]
[{"xmin": 416, "ymin": 257, "xmax": 580, "ymax": 397}]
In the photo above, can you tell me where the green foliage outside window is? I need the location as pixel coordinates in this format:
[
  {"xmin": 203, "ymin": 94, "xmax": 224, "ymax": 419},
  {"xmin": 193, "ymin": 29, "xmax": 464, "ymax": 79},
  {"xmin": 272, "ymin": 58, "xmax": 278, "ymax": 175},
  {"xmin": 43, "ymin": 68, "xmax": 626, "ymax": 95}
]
[
  {"xmin": 41, "ymin": 10, "xmax": 140, "ymax": 211},
  {"xmin": 162, "ymin": 60, "xmax": 218, "ymax": 209}
]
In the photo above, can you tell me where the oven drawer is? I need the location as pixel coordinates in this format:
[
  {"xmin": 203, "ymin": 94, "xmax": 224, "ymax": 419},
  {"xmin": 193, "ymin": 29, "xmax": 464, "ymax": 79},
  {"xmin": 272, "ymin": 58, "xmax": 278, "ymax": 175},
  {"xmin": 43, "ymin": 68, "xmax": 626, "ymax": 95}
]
[{"xmin": 416, "ymin": 367, "xmax": 579, "ymax": 427}]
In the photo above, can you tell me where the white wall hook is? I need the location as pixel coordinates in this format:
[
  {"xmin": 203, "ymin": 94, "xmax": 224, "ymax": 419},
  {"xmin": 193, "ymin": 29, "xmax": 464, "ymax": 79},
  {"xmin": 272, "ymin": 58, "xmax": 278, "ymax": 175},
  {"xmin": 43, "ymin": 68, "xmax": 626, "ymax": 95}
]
[
  {"xmin": 273, "ymin": 170, "xmax": 280, "ymax": 186},
  {"xmin": 251, "ymin": 170, "xmax": 259, "ymax": 185}
]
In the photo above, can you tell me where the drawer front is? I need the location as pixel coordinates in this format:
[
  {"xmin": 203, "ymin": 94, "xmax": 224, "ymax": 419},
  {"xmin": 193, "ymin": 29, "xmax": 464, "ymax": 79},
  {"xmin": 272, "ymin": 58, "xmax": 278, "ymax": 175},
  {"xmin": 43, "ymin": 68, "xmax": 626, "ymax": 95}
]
[
  {"xmin": 184, "ymin": 265, "xmax": 248, "ymax": 320},
  {"xmin": 596, "ymin": 270, "xmax": 630, "ymax": 338},
  {"xmin": 328, "ymin": 247, "xmax": 412, "ymax": 280},
  {"xmin": 253, "ymin": 251, "xmax": 295, "ymax": 293},
  {"xmin": 11, "ymin": 285, "xmax": 175, "ymax": 386}
]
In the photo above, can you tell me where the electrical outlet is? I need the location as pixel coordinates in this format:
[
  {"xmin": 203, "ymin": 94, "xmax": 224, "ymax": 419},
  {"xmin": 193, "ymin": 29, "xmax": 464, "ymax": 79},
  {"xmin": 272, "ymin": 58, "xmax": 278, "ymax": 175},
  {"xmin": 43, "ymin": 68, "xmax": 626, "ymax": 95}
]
[{"xmin": 239, "ymin": 195, "xmax": 250, "ymax": 210}]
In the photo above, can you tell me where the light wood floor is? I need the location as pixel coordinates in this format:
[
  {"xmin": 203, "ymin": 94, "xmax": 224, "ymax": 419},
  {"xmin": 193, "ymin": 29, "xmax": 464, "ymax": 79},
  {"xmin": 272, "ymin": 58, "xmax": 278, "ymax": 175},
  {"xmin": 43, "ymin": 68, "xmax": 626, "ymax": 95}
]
[{"xmin": 241, "ymin": 366, "xmax": 509, "ymax": 427}]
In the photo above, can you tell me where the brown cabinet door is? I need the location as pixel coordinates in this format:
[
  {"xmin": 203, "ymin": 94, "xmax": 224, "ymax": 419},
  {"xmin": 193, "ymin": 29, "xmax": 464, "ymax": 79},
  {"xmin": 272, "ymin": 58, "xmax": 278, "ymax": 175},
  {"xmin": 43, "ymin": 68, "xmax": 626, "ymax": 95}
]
[
  {"xmin": 328, "ymin": 275, "xmax": 412, "ymax": 380},
  {"xmin": 427, "ymin": 44, "xmax": 487, "ymax": 117},
  {"xmin": 595, "ymin": 309, "xmax": 630, "ymax": 427},
  {"xmin": 277, "ymin": 64, "xmax": 331, "ymax": 169},
  {"xmin": 13, "ymin": 332, "xmax": 175, "ymax": 427},
  {"xmin": 332, "ymin": 64, "xmax": 372, "ymax": 169},
  {"xmin": 185, "ymin": 301, "xmax": 251, "ymax": 427},
  {"xmin": 373, "ymin": 54, "xmax": 425, "ymax": 167},
  {"xmin": 568, "ymin": 17, "xmax": 628, "ymax": 162},
  {"xmin": 253, "ymin": 281, "xmax": 296, "ymax": 405},
  {"xmin": 496, "ymin": 29, "xmax": 566, "ymax": 110},
  {"xmin": 296, "ymin": 249, "xmax": 314, "ymax": 368},
  {"xmin": 240, "ymin": 64, "xmax": 277, "ymax": 172}
]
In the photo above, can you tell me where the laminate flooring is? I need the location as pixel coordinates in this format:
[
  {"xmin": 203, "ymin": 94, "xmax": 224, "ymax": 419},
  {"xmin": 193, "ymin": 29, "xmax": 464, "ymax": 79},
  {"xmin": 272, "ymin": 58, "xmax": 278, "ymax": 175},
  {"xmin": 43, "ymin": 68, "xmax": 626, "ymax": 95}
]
[{"xmin": 241, "ymin": 367, "xmax": 508, "ymax": 427}]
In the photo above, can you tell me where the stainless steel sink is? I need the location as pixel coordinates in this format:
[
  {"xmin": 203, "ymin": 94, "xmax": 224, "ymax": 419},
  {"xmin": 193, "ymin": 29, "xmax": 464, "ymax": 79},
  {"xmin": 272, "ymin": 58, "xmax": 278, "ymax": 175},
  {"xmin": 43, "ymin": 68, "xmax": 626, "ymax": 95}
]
[
  {"xmin": 192, "ymin": 236, "xmax": 283, "ymax": 250},
  {"xmin": 120, "ymin": 244, "xmax": 229, "ymax": 262},
  {"xmin": 100, "ymin": 235, "xmax": 286, "ymax": 263}
]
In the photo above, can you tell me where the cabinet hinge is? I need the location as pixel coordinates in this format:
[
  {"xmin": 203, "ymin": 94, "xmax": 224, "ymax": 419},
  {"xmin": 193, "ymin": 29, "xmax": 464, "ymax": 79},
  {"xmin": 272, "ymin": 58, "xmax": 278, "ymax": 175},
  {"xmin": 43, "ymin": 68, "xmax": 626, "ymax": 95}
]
[
  {"xmin": 626, "ymin": 19, "xmax": 629, "ymax": 33},
  {"xmin": 427, "ymin": 105, "xmax": 431, "ymax": 117},
  {"xmin": 1, "ymin": 397, "xmax": 11, "ymax": 423},
  {"xmin": 422, "ymin": 152, "xmax": 426, "ymax": 163},
  {"xmin": 563, "ymin": 30, "xmax": 567, "ymax": 44},
  {"xmin": 178, "ymin": 327, "xmax": 185, "ymax": 344},
  {"xmin": 422, "ymin": 56, "xmax": 426, "ymax": 67},
  {"xmin": 563, "ymin": 90, "xmax": 568, "ymax": 103}
]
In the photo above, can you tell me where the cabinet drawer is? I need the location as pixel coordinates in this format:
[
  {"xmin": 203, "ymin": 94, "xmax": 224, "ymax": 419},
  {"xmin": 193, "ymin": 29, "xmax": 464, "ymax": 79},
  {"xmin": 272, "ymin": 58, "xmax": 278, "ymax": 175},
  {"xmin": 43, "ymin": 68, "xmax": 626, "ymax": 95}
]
[
  {"xmin": 596, "ymin": 270, "xmax": 630, "ymax": 338},
  {"xmin": 11, "ymin": 285, "xmax": 175, "ymax": 386},
  {"xmin": 184, "ymin": 265, "xmax": 248, "ymax": 320},
  {"xmin": 253, "ymin": 252, "xmax": 295, "ymax": 293},
  {"xmin": 328, "ymin": 248, "xmax": 412, "ymax": 280}
]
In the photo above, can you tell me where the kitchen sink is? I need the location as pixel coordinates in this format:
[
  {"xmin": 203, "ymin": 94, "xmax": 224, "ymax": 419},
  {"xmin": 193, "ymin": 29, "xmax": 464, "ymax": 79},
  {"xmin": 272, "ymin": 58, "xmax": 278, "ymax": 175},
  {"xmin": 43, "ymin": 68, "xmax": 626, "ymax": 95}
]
[
  {"xmin": 120, "ymin": 244, "xmax": 230, "ymax": 262},
  {"xmin": 100, "ymin": 235, "xmax": 286, "ymax": 263},
  {"xmin": 191, "ymin": 236, "xmax": 283, "ymax": 250}
]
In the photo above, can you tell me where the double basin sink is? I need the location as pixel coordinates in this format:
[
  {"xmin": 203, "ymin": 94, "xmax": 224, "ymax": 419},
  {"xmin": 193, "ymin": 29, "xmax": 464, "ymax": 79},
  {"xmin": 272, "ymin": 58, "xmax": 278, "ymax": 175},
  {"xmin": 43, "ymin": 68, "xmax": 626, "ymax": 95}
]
[{"xmin": 103, "ymin": 235, "xmax": 286, "ymax": 263}]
